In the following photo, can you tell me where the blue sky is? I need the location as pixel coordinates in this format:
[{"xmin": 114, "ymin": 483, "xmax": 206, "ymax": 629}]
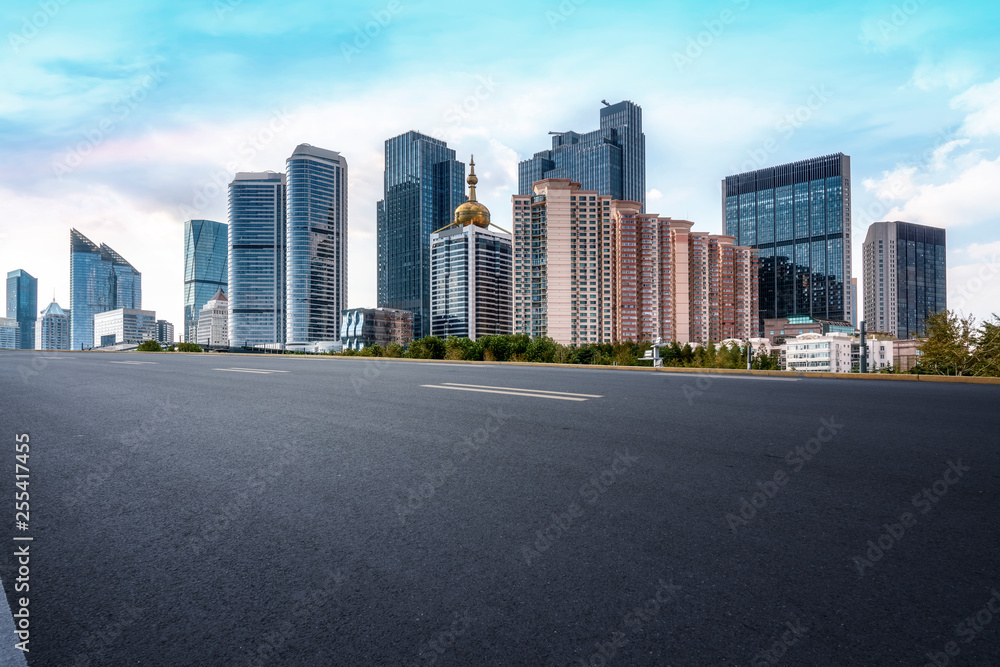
[{"xmin": 2, "ymin": 0, "xmax": 999, "ymax": 330}]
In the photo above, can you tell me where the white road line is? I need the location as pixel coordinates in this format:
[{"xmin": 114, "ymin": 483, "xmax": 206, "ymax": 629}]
[
  {"xmin": 421, "ymin": 385, "xmax": 591, "ymax": 401},
  {"xmin": 110, "ymin": 361, "xmax": 158, "ymax": 365},
  {"xmin": 441, "ymin": 382, "xmax": 604, "ymax": 398},
  {"xmin": 228, "ymin": 368, "xmax": 290, "ymax": 373},
  {"xmin": 666, "ymin": 375, "xmax": 800, "ymax": 382},
  {"xmin": 213, "ymin": 369, "xmax": 277, "ymax": 374}
]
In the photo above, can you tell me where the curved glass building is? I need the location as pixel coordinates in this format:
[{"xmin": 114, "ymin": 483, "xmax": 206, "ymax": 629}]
[
  {"xmin": 228, "ymin": 172, "xmax": 286, "ymax": 348},
  {"xmin": 285, "ymin": 144, "xmax": 348, "ymax": 346},
  {"xmin": 183, "ymin": 220, "xmax": 228, "ymax": 344},
  {"xmin": 69, "ymin": 229, "xmax": 141, "ymax": 350}
]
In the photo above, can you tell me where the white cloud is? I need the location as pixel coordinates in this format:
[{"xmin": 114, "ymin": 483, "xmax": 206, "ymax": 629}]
[
  {"xmin": 953, "ymin": 76, "xmax": 1000, "ymax": 138},
  {"xmin": 647, "ymin": 188, "xmax": 663, "ymax": 202}
]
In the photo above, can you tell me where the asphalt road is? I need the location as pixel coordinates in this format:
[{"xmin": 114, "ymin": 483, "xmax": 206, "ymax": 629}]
[{"xmin": 0, "ymin": 351, "xmax": 998, "ymax": 666}]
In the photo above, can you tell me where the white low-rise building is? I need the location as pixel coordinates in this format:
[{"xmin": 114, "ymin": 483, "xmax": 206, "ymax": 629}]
[
  {"xmin": 94, "ymin": 308, "xmax": 157, "ymax": 349},
  {"xmin": 784, "ymin": 332, "xmax": 895, "ymax": 373},
  {"xmin": 197, "ymin": 289, "xmax": 229, "ymax": 348}
]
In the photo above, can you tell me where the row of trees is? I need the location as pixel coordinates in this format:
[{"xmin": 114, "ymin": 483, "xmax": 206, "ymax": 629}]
[
  {"xmin": 336, "ymin": 334, "xmax": 782, "ymax": 370},
  {"xmin": 137, "ymin": 341, "xmax": 203, "ymax": 352},
  {"xmin": 915, "ymin": 311, "xmax": 1000, "ymax": 377}
]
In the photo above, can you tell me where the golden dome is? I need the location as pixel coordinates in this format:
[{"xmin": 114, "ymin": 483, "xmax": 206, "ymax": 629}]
[{"xmin": 453, "ymin": 156, "xmax": 491, "ymax": 228}]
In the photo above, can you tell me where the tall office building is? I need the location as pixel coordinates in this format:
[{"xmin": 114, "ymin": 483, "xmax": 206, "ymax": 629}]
[
  {"xmin": 70, "ymin": 229, "xmax": 141, "ymax": 350},
  {"xmin": 722, "ymin": 153, "xmax": 853, "ymax": 332},
  {"xmin": 513, "ymin": 179, "xmax": 756, "ymax": 346},
  {"xmin": 286, "ymin": 144, "xmax": 348, "ymax": 347},
  {"xmin": 518, "ymin": 100, "xmax": 646, "ymax": 208},
  {"xmin": 430, "ymin": 158, "xmax": 513, "ymax": 340},
  {"xmin": 156, "ymin": 320, "xmax": 175, "ymax": 346},
  {"xmin": 377, "ymin": 132, "xmax": 467, "ymax": 338},
  {"xmin": 197, "ymin": 289, "xmax": 229, "ymax": 348},
  {"xmin": 863, "ymin": 221, "xmax": 946, "ymax": 339},
  {"xmin": 228, "ymin": 172, "xmax": 286, "ymax": 348},
  {"xmin": 6, "ymin": 269, "xmax": 37, "ymax": 350},
  {"xmin": 184, "ymin": 219, "xmax": 228, "ymax": 344},
  {"xmin": 35, "ymin": 300, "xmax": 70, "ymax": 351},
  {"xmin": 0, "ymin": 318, "xmax": 19, "ymax": 349}
]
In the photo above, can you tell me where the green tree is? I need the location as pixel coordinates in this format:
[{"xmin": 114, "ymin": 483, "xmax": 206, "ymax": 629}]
[
  {"xmin": 918, "ymin": 310, "xmax": 977, "ymax": 376},
  {"xmin": 137, "ymin": 340, "xmax": 162, "ymax": 352},
  {"xmin": 384, "ymin": 342, "xmax": 404, "ymax": 358},
  {"xmin": 177, "ymin": 342, "xmax": 202, "ymax": 353},
  {"xmin": 970, "ymin": 314, "xmax": 1000, "ymax": 377},
  {"xmin": 361, "ymin": 344, "xmax": 384, "ymax": 357}
]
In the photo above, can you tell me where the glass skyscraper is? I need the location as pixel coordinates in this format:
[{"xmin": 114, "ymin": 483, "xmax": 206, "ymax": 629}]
[
  {"xmin": 6, "ymin": 269, "xmax": 37, "ymax": 350},
  {"xmin": 518, "ymin": 100, "xmax": 646, "ymax": 208},
  {"xmin": 722, "ymin": 153, "xmax": 853, "ymax": 330},
  {"xmin": 377, "ymin": 132, "xmax": 466, "ymax": 338},
  {"xmin": 863, "ymin": 221, "xmax": 946, "ymax": 339},
  {"xmin": 285, "ymin": 144, "xmax": 348, "ymax": 346},
  {"xmin": 228, "ymin": 172, "xmax": 286, "ymax": 348},
  {"xmin": 69, "ymin": 229, "xmax": 141, "ymax": 350},
  {"xmin": 183, "ymin": 219, "xmax": 228, "ymax": 344}
]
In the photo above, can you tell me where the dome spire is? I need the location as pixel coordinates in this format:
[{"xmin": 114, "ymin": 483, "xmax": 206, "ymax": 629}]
[{"xmin": 467, "ymin": 155, "xmax": 478, "ymax": 202}]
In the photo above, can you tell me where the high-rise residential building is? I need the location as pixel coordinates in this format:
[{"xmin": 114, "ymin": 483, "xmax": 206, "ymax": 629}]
[
  {"xmin": 6, "ymin": 269, "xmax": 37, "ymax": 350},
  {"xmin": 850, "ymin": 278, "xmax": 858, "ymax": 329},
  {"xmin": 93, "ymin": 308, "xmax": 156, "ymax": 348},
  {"xmin": 340, "ymin": 308, "xmax": 414, "ymax": 351},
  {"xmin": 863, "ymin": 221, "xmax": 946, "ymax": 339},
  {"xmin": 35, "ymin": 300, "xmax": 70, "ymax": 351},
  {"xmin": 430, "ymin": 158, "xmax": 513, "ymax": 340},
  {"xmin": 70, "ymin": 229, "xmax": 142, "ymax": 350},
  {"xmin": 228, "ymin": 172, "xmax": 286, "ymax": 349},
  {"xmin": 184, "ymin": 219, "xmax": 228, "ymax": 344},
  {"xmin": 286, "ymin": 144, "xmax": 348, "ymax": 347},
  {"xmin": 156, "ymin": 320, "xmax": 175, "ymax": 347},
  {"xmin": 0, "ymin": 318, "xmax": 19, "ymax": 349},
  {"xmin": 512, "ymin": 179, "xmax": 757, "ymax": 346},
  {"xmin": 518, "ymin": 100, "xmax": 646, "ymax": 208},
  {"xmin": 197, "ymin": 289, "xmax": 229, "ymax": 348},
  {"xmin": 722, "ymin": 153, "xmax": 853, "ymax": 332},
  {"xmin": 377, "ymin": 132, "xmax": 466, "ymax": 338}
]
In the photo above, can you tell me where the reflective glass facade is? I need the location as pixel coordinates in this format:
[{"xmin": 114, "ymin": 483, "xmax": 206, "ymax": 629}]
[
  {"xmin": 341, "ymin": 307, "xmax": 414, "ymax": 351},
  {"xmin": 863, "ymin": 221, "xmax": 946, "ymax": 339},
  {"xmin": 35, "ymin": 301, "xmax": 70, "ymax": 351},
  {"xmin": 69, "ymin": 229, "xmax": 141, "ymax": 350},
  {"xmin": 285, "ymin": 144, "xmax": 348, "ymax": 344},
  {"xmin": 722, "ymin": 153, "xmax": 852, "ymax": 332},
  {"xmin": 183, "ymin": 220, "xmax": 228, "ymax": 344},
  {"xmin": 518, "ymin": 101, "xmax": 645, "ymax": 208},
  {"xmin": 228, "ymin": 172, "xmax": 286, "ymax": 348},
  {"xmin": 377, "ymin": 132, "xmax": 466, "ymax": 338},
  {"xmin": 6, "ymin": 269, "xmax": 37, "ymax": 350},
  {"xmin": 430, "ymin": 226, "xmax": 513, "ymax": 340}
]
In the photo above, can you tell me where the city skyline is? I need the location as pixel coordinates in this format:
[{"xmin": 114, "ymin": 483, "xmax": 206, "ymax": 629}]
[{"xmin": 2, "ymin": 1, "xmax": 999, "ymax": 332}]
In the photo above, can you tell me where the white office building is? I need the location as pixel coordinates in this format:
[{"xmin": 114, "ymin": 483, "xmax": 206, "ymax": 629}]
[
  {"xmin": 93, "ymin": 308, "xmax": 157, "ymax": 349},
  {"xmin": 197, "ymin": 289, "xmax": 229, "ymax": 348}
]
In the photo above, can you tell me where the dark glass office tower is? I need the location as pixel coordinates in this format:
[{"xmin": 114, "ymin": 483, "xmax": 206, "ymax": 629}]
[
  {"xmin": 69, "ymin": 230, "xmax": 141, "ymax": 350},
  {"xmin": 518, "ymin": 100, "xmax": 645, "ymax": 208},
  {"xmin": 722, "ymin": 153, "xmax": 853, "ymax": 331},
  {"xmin": 863, "ymin": 221, "xmax": 946, "ymax": 339},
  {"xmin": 6, "ymin": 269, "xmax": 37, "ymax": 350},
  {"xmin": 285, "ymin": 144, "xmax": 348, "ymax": 345},
  {"xmin": 183, "ymin": 220, "xmax": 228, "ymax": 344},
  {"xmin": 377, "ymin": 132, "xmax": 466, "ymax": 338},
  {"xmin": 228, "ymin": 172, "xmax": 286, "ymax": 348}
]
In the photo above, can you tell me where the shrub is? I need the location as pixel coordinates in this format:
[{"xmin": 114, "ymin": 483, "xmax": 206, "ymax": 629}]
[
  {"xmin": 137, "ymin": 340, "xmax": 162, "ymax": 352},
  {"xmin": 177, "ymin": 342, "xmax": 202, "ymax": 353}
]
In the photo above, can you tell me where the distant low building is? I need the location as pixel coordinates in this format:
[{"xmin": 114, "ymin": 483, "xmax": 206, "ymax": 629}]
[
  {"xmin": 0, "ymin": 317, "xmax": 19, "ymax": 350},
  {"xmin": 784, "ymin": 331, "xmax": 895, "ymax": 373},
  {"xmin": 35, "ymin": 300, "xmax": 70, "ymax": 351},
  {"xmin": 764, "ymin": 316, "xmax": 855, "ymax": 345},
  {"xmin": 197, "ymin": 289, "xmax": 229, "ymax": 348},
  {"xmin": 341, "ymin": 307, "xmax": 413, "ymax": 351},
  {"xmin": 894, "ymin": 339, "xmax": 923, "ymax": 372},
  {"xmin": 93, "ymin": 308, "xmax": 157, "ymax": 349},
  {"xmin": 156, "ymin": 320, "xmax": 175, "ymax": 347}
]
